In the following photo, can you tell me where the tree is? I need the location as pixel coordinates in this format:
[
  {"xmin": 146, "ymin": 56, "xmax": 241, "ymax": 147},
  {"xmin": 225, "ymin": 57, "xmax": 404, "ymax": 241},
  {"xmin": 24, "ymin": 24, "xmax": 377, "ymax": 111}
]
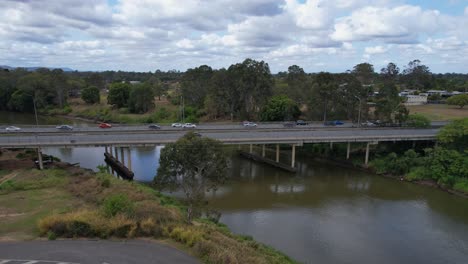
[
  {"xmin": 260, "ymin": 95, "xmax": 300, "ymax": 121},
  {"xmin": 402, "ymin": 60, "xmax": 433, "ymax": 90},
  {"xmin": 447, "ymin": 94, "xmax": 468, "ymax": 109},
  {"xmin": 128, "ymin": 83, "xmax": 155, "ymax": 113},
  {"xmin": 380, "ymin": 62, "xmax": 400, "ymax": 81},
  {"xmin": 154, "ymin": 132, "xmax": 228, "ymax": 221},
  {"xmin": 352, "ymin": 63, "xmax": 374, "ymax": 85},
  {"xmin": 227, "ymin": 59, "xmax": 273, "ymax": 120},
  {"xmin": 285, "ymin": 65, "xmax": 308, "ymax": 103},
  {"xmin": 375, "ymin": 67, "xmax": 407, "ymax": 123},
  {"xmin": 181, "ymin": 65, "xmax": 213, "ymax": 108},
  {"xmin": 107, "ymin": 82, "xmax": 131, "ymax": 108},
  {"xmin": 86, "ymin": 73, "xmax": 105, "ymax": 90},
  {"xmin": 310, "ymin": 72, "xmax": 339, "ymax": 122},
  {"xmin": 81, "ymin": 86, "xmax": 100, "ymax": 104},
  {"xmin": 437, "ymin": 118, "xmax": 468, "ymax": 151},
  {"xmin": 406, "ymin": 114, "xmax": 430, "ymax": 128}
]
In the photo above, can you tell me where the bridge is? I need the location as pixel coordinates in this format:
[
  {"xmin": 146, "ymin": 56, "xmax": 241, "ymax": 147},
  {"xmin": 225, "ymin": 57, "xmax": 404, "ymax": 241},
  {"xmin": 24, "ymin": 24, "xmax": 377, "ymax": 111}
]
[{"xmin": 0, "ymin": 124, "xmax": 440, "ymax": 171}]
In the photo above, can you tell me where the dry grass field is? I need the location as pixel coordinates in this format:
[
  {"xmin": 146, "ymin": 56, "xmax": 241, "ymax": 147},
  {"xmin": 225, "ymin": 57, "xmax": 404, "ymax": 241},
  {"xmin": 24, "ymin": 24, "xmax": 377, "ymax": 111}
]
[{"xmin": 407, "ymin": 104, "xmax": 468, "ymax": 121}]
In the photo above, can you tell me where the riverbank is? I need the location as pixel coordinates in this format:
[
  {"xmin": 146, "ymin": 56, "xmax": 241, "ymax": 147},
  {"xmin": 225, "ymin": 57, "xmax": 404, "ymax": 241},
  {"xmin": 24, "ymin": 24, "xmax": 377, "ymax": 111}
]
[
  {"xmin": 305, "ymin": 152, "xmax": 468, "ymax": 199},
  {"xmin": 0, "ymin": 150, "xmax": 296, "ymax": 263}
]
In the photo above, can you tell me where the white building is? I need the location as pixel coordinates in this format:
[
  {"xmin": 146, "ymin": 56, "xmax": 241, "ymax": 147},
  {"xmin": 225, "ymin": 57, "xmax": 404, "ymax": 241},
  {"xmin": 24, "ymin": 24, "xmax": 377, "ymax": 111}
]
[{"xmin": 404, "ymin": 95, "xmax": 428, "ymax": 105}]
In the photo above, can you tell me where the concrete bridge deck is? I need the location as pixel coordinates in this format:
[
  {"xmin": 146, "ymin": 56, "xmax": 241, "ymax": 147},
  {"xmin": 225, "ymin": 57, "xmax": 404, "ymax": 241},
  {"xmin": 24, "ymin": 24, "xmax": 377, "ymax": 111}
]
[{"xmin": 0, "ymin": 127, "xmax": 439, "ymax": 148}]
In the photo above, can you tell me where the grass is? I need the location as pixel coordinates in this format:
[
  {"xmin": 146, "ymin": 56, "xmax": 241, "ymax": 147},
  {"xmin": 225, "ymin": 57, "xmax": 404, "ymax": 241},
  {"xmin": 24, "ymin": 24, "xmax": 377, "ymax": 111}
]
[
  {"xmin": 0, "ymin": 156, "xmax": 296, "ymax": 263},
  {"xmin": 407, "ymin": 104, "xmax": 468, "ymax": 121}
]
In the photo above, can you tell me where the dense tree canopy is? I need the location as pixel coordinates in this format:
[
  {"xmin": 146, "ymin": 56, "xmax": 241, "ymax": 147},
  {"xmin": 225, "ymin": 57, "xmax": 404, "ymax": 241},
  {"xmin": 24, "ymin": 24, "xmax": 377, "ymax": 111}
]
[
  {"xmin": 81, "ymin": 86, "xmax": 100, "ymax": 104},
  {"xmin": 446, "ymin": 94, "xmax": 468, "ymax": 108},
  {"xmin": 128, "ymin": 83, "xmax": 155, "ymax": 113},
  {"xmin": 107, "ymin": 82, "xmax": 131, "ymax": 108},
  {"xmin": 260, "ymin": 95, "xmax": 300, "ymax": 121}
]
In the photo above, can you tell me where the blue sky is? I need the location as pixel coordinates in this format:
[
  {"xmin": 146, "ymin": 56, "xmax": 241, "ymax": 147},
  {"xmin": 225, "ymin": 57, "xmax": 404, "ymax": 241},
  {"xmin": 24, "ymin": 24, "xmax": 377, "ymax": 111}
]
[{"xmin": 0, "ymin": 0, "xmax": 467, "ymax": 73}]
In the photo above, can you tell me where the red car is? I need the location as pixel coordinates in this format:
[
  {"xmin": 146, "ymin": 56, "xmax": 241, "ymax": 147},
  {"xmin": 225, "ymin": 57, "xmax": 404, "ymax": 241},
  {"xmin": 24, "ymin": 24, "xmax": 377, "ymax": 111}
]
[{"xmin": 99, "ymin": 123, "xmax": 112, "ymax": 128}]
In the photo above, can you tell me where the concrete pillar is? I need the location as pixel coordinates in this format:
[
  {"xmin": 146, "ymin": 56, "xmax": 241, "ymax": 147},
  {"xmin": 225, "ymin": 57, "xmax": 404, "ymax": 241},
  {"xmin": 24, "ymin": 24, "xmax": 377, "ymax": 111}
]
[
  {"xmin": 114, "ymin": 147, "xmax": 119, "ymax": 161},
  {"xmin": 412, "ymin": 141, "xmax": 416, "ymax": 149},
  {"xmin": 434, "ymin": 141, "xmax": 438, "ymax": 148},
  {"xmin": 330, "ymin": 142, "xmax": 333, "ymax": 149},
  {"xmin": 104, "ymin": 146, "xmax": 109, "ymax": 154},
  {"xmin": 291, "ymin": 144, "xmax": 296, "ymax": 168},
  {"xmin": 249, "ymin": 144, "xmax": 253, "ymax": 154},
  {"xmin": 37, "ymin": 148, "xmax": 44, "ymax": 170},
  {"xmin": 365, "ymin": 142, "xmax": 370, "ymax": 166},
  {"xmin": 276, "ymin": 144, "xmax": 280, "ymax": 162},
  {"xmin": 127, "ymin": 148, "xmax": 132, "ymax": 171},
  {"xmin": 262, "ymin": 145, "xmax": 266, "ymax": 157},
  {"xmin": 346, "ymin": 142, "xmax": 351, "ymax": 160},
  {"xmin": 120, "ymin": 147, "xmax": 125, "ymax": 166},
  {"xmin": 238, "ymin": 144, "xmax": 241, "ymax": 150}
]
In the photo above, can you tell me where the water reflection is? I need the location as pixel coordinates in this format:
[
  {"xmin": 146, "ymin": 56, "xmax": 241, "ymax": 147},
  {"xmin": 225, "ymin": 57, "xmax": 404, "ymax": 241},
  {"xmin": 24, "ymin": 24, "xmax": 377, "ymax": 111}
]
[{"xmin": 39, "ymin": 144, "xmax": 468, "ymax": 264}]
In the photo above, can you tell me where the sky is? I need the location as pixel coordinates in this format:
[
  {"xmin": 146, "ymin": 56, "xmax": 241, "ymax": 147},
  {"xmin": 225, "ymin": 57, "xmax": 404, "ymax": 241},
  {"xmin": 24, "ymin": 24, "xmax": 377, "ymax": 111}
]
[{"xmin": 0, "ymin": 0, "xmax": 467, "ymax": 73}]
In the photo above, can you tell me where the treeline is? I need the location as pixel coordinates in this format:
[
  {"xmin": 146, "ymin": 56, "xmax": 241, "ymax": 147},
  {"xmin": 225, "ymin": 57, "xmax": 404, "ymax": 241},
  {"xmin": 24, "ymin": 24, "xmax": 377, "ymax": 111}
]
[{"xmin": 1, "ymin": 59, "xmax": 467, "ymax": 122}]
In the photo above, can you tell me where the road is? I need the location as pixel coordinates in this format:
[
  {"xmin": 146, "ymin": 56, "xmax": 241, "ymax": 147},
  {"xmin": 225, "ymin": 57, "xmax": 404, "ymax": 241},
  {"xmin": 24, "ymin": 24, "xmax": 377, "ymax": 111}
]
[
  {"xmin": 0, "ymin": 240, "xmax": 199, "ymax": 264},
  {"xmin": 0, "ymin": 127, "xmax": 439, "ymax": 148},
  {"xmin": 0, "ymin": 121, "xmax": 448, "ymax": 134}
]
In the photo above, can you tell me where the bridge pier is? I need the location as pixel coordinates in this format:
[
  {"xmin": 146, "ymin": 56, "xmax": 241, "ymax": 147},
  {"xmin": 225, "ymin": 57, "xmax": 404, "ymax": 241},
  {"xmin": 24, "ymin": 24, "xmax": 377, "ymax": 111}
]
[
  {"xmin": 346, "ymin": 142, "xmax": 351, "ymax": 160},
  {"xmin": 330, "ymin": 142, "xmax": 333, "ymax": 150},
  {"xmin": 276, "ymin": 144, "xmax": 280, "ymax": 162},
  {"xmin": 127, "ymin": 147, "xmax": 132, "ymax": 171},
  {"xmin": 262, "ymin": 145, "xmax": 265, "ymax": 157},
  {"xmin": 37, "ymin": 148, "xmax": 43, "ymax": 170},
  {"xmin": 249, "ymin": 144, "xmax": 253, "ymax": 154},
  {"xmin": 120, "ymin": 147, "xmax": 125, "ymax": 166},
  {"xmin": 365, "ymin": 142, "xmax": 370, "ymax": 166},
  {"xmin": 114, "ymin": 147, "xmax": 119, "ymax": 161},
  {"xmin": 291, "ymin": 144, "xmax": 296, "ymax": 168}
]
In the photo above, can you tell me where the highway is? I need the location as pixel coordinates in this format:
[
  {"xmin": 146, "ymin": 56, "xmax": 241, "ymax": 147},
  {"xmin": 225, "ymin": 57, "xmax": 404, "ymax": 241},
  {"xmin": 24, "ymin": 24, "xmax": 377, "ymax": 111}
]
[{"xmin": 0, "ymin": 126, "xmax": 439, "ymax": 148}]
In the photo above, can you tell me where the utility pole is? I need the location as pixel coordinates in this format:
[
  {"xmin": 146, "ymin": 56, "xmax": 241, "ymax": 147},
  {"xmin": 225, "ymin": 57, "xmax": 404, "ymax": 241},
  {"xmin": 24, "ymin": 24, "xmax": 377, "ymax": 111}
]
[{"xmin": 354, "ymin": 95, "xmax": 362, "ymax": 127}]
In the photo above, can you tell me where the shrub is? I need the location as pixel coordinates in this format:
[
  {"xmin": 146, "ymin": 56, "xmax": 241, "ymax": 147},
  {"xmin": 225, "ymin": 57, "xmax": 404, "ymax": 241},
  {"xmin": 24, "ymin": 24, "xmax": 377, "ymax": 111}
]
[
  {"xmin": 405, "ymin": 114, "xmax": 431, "ymax": 128},
  {"xmin": 102, "ymin": 194, "xmax": 134, "ymax": 217},
  {"xmin": 453, "ymin": 179, "xmax": 468, "ymax": 194},
  {"xmin": 47, "ymin": 231, "xmax": 57, "ymax": 240}
]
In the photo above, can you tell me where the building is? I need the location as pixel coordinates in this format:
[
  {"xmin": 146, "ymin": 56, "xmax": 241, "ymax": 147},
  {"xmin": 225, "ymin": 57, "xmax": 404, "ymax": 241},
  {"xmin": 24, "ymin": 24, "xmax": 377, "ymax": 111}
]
[{"xmin": 404, "ymin": 95, "xmax": 428, "ymax": 105}]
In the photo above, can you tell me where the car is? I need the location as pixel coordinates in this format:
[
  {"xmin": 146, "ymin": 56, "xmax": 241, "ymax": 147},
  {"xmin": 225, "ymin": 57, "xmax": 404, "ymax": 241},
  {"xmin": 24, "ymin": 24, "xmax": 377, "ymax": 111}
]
[
  {"xmin": 296, "ymin": 120, "xmax": 308, "ymax": 126},
  {"xmin": 324, "ymin": 120, "xmax": 344, "ymax": 126},
  {"xmin": 243, "ymin": 121, "xmax": 257, "ymax": 127},
  {"xmin": 5, "ymin": 126, "xmax": 21, "ymax": 131},
  {"xmin": 283, "ymin": 122, "xmax": 296, "ymax": 128},
  {"xmin": 148, "ymin": 124, "xmax": 161, "ymax": 129},
  {"xmin": 182, "ymin": 123, "xmax": 197, "ymax": 128},
  {"xmin": 99, "ymin": 123, "xmax": 112, "ymax": 128},
  {"xmin": 193, "ymin": 132, "xmax": 202, "ymax": 137},
  {"xmin": 361, "ymin": 121, "xmax": 376, "ymax": 127},
  {"xmin": 171, "ymin": 123, "xmax": 182, "ymax": 128},
  {"xmin": 56, "ymin": 125, "xmax": 73, "ymax": 130}
]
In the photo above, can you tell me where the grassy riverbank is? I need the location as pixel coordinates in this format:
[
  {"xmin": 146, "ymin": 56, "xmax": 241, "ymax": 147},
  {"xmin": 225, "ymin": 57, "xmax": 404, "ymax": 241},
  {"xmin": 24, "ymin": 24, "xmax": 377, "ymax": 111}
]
[{"xmin": 0, "ymin": 152, "xmax": 296, "ymax": 263}]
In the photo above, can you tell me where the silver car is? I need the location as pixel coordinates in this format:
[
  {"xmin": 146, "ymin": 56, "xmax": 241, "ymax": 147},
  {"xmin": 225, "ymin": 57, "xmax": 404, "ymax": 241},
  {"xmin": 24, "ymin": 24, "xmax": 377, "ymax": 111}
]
[
  {"xmin": 56, "ymin": 125, "xmax": 73, "ymax": 130},
  {"xmin": 243, "ymin": 122, "xmax": 257, "ymax": 127},
  {"xmin": 5, "ymin": 126, "xmax": 21, "ymax": 131},
  {"xmin": 171, "ymin": 123, "xmax": 182, "ymax": 128}
]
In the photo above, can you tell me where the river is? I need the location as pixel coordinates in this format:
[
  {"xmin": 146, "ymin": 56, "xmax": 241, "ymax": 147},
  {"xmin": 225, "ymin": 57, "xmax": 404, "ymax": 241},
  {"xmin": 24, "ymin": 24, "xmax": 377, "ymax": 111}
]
[{"xmin": 2, "ymin": 111, "xmax": 468, "ymax": 263}]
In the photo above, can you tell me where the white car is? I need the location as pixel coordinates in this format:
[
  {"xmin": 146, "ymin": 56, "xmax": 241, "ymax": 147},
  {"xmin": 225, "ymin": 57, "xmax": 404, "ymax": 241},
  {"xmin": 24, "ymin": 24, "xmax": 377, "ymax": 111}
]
[
  {"xmin": 5, "ymin": 126, "xmax": 21, "ymax": 131},
  {"xmin": 182, "ymin": 123, "xmax": 197, "ymax": 128},
  {"xmin": 171, "ymin": 123, "xmax": 182, "ymax": 128},
  {"xmin": 243, "ymin": 122, "xmax": 257, "ymax": 127}
]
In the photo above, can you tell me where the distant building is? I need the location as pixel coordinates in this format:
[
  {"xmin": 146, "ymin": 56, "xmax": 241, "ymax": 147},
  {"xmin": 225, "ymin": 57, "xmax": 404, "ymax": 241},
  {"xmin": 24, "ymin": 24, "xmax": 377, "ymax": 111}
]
[{"xmin": 404, "ymin": 95, "xmax": 428, "ymax": 105}]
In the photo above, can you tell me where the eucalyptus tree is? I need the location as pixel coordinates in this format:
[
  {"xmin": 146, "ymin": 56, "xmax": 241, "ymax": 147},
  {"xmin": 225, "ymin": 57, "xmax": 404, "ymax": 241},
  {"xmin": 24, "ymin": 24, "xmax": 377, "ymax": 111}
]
[{"xmin": 154, "ymin": 132, "xmax": 228, "ymax": 221}]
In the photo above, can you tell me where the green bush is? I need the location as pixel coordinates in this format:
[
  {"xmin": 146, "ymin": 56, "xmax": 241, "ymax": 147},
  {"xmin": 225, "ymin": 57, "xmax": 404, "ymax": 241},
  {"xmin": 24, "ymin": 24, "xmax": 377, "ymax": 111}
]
[
  {"xmin": 453, "ymin": 179, "xmax": 468, "ymax": 193},
  {"xmin": 406, "ymin": 114, "xmax": 431, "ymax": 128},
  {"xmin": 47, "ymin": 231, "xmax": 57, "ymax": 240},
  {"xmin": 102, "ymin": 194, "xmax": 134, "ymax": 217}
]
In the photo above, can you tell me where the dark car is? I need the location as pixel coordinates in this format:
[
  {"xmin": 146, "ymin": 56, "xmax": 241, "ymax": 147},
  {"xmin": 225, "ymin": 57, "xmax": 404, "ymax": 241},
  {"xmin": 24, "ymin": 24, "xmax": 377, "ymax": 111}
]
[
  {"xmin": 296, "ymin": 120, "xmax": 308, "ymax": 126},
  {"xmin": 324, "ymin": 120, "xmax": 344, "ymax": 126},
  {"xmin": 283, "ymin": 122, "xmax": 296, "ymax": 128},
  {"xmin": 148, "ymin": 124, "xmax": 161, "ymax": 129},
  {"xmin": 56, "ymin": 125, "xmax": 73, "ymax": 130}
]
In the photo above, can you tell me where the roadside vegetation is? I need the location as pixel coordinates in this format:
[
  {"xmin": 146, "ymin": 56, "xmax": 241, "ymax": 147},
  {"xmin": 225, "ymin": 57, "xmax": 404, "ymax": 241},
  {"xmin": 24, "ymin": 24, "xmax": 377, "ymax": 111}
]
[
  {"xmin": 0, "ymin": 150, "xmax": 295, "ymax": 263},
  {"xmin": 370, "ymin": 118, "xmax": 468, "ymax": 194}
]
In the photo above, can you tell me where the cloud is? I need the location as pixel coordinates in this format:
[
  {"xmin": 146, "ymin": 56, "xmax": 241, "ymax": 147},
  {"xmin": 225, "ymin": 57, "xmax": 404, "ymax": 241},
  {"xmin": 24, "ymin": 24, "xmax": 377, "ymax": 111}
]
[
  {"xmin": 331, "ymin": 5, "xmax": 446, "ymax": 43},
  {"xmin": 0, "ymin": 0, "xmax": 466, "ymax": 73}
]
